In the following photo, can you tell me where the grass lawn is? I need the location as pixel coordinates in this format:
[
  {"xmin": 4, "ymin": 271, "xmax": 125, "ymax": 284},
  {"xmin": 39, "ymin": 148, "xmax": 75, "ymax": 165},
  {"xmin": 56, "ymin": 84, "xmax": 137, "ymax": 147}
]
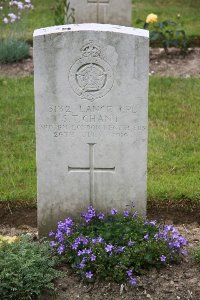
[
  {"xmin": 0, "ymin": 77, "xmax": 199, "ymax": 204},
  {"xmin": 0, "ymin": 0, "xmax": 200, "ymax": 41}
]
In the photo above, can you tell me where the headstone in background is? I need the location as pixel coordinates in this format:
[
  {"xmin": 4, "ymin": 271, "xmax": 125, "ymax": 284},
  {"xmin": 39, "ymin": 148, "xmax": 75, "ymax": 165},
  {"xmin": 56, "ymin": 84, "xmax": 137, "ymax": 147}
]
[
  {"xmin": 33, "ymin": 24, "xmax": 149, "ymax": 236},
  {"xmin": 67, "ymin": 0, "xmax": 132, "ymax": 26}
]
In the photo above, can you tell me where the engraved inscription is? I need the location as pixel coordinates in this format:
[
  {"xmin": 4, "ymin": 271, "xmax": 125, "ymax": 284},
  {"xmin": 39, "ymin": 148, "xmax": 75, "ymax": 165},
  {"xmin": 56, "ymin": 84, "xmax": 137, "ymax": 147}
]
[
  {"xmin": 39, "ymin": 103, "xmax": 147, "ymax": 142},
  {"xmin": 69, "ymin": 41, "xmax": 114, "ymax": 102},
  {"xmin": 68, "ymin": 143, "xmax": 115, "ymax": 205}
]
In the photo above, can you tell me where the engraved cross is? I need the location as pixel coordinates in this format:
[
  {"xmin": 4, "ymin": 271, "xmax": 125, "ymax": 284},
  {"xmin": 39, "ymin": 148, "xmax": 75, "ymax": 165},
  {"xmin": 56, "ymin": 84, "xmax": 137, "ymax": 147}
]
[
  {"xmin": 87, "ymin": 0, "xmax": 109, "ymax": 23},
  {"xmin": 68, "ymin": 143, "xmax": 115, "ymax": 206}
]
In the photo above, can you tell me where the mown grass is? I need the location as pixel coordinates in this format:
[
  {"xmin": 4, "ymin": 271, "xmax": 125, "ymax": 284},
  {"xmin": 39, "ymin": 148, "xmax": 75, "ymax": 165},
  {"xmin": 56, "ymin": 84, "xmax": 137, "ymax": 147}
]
[
  {"xmin": 0, "ymin": 0, "xmax": 200, "ymax": 41},
  {"xmin": 0, "ymin": 77, "xmax": 36, "ymax": 202},
  {"xmin": 148, "ymin": 77, "xmax": 200, "ymax": 201},
  {"xmin": 0, "ymin": 77, "xmax": 199, "ymax": 203}
]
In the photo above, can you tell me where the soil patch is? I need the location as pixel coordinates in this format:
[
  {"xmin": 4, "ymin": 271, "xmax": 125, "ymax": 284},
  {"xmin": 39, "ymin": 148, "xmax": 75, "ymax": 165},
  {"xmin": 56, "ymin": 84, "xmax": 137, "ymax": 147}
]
[
  {"xmin": 0, "ymin": 48, "xmax": 200, "ymax": 78},
  {"xmin": 150, "ymin": 47, "xmax": 200, "ymax": 77}
]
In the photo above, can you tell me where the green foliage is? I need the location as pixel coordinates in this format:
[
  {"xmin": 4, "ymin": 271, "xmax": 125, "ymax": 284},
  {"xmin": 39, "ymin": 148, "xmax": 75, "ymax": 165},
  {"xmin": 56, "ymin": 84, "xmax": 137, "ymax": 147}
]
[
  {"xmin": 0, "ymin": 236, "xmax": 62, "ymax": 300},
  {"xmin": 145, "ymin": 19, "xmax": 188, "ymax": 53},
  {"xmin": 54, "ymin": 0, "xmax": 75, "ymax": 25},
  {"xmin": 0, "ymin": 39, "xmax": 30, "ymax": 63},
  {"xmin": 193, "ymin": 247, "xmax": 200, "ymax": 264},
  {"xmin": 136, "ymin": 16, "xmax": 188, "ymax": 53}
]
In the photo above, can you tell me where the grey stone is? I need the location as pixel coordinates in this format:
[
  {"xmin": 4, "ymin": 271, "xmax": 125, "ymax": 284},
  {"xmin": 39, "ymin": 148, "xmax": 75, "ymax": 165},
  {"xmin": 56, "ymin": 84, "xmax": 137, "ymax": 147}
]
[
  {"xmin": 67, "ymin": 0, "xmax": 132, "ymax": 26},
  {"xmin": 33, "ymin": 24, "xmax": 149, "ymax": 236}
]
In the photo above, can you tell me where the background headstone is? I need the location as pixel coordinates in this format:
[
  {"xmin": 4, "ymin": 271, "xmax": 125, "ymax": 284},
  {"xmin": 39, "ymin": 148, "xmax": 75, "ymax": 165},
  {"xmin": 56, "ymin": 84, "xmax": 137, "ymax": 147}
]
[
  {"xmin": 67, "ymin": 0, "xmax": 132, "ymax": 26},
  {"xmin": 34, "ymin": 24, "xmax": 149, "ymax": 236}
]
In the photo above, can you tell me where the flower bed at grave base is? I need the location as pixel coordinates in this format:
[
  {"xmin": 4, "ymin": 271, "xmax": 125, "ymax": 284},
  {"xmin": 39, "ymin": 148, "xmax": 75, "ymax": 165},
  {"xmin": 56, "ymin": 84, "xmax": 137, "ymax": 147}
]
[{"xmin": 49, "ymin": 206, "xmax": 188, "ymax": 286}]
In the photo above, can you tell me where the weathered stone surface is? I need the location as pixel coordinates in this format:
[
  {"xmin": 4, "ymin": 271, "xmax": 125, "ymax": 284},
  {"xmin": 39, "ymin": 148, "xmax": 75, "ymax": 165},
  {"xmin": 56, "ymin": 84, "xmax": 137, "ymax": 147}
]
[
  {"xmin": 33, "ymin": 24, "xmax": 149, "ymax": 236},
  {"xmin": 67, "ymin": 0, "xmax": 132, "ymax": 26}
]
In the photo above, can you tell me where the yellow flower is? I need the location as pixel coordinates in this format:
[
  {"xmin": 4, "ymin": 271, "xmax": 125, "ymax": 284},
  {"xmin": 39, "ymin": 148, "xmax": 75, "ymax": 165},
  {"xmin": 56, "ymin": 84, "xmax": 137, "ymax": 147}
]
[
  {"xmin": 0, "ymin": 235, "xmax": 19, "ymax": 245},
  {"xmin": 146, "ymin": 13, "xmax": 158, "ymax": 24}
]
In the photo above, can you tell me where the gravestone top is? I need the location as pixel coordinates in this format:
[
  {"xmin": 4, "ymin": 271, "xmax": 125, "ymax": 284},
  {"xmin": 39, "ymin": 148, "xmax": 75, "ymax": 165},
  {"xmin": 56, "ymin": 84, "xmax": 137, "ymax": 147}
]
[
  {"xmin": 67, "ymin": 0, "xmax": 132, "ymax": 26},
  {"xmin": 34, "ymin": 23, "xmax": 148, "ymax": 38},
  {"xmin": 34, "ymin": 23, "xmax": 149, "ymax": 236}
]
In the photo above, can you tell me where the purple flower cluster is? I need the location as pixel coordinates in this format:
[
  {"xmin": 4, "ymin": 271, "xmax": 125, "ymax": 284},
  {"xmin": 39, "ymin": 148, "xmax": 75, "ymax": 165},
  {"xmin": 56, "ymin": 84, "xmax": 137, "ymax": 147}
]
[
  {"xmin": 104, "ymin": 243, "xmax": 126, "ymax": 255},
  {"xmin": 71, "ymin": 236, "xmax": 88, "ymax": 250},
  {"xmin": 81, "ymin": 206, "xmax": 96, "ymax": 223},
  {"xmin": 155, "ymin": 225, "xmax": 187, "ymax": 256},
  {"xmin": 92, "ymin": 236, "xmax": 104, "ymax": 245},
  {"xmin": 49, "ymin": 206, "xmax": 188, "ymax": 287},
  {"xmin": 49, "ymin": 217, "xmax": 74, "ymax": 254},
  {"xmin": 1, "ymin": 0, "xmax": 33, "ymax": 24},
  {"xmin": 126, "ymin": 269, "xmax": 137, "ymax": 286}
]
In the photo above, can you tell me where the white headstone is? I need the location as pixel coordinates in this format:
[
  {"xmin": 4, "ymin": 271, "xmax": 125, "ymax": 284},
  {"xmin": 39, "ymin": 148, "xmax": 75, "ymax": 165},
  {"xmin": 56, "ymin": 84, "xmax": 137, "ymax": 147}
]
[
  {"xmin": 66, "ymin": 0, "xmax": 132, "ymax": 26},
  {"xmin": 33, "ymin": 24, "xmax": 149, "ymax": 236}
]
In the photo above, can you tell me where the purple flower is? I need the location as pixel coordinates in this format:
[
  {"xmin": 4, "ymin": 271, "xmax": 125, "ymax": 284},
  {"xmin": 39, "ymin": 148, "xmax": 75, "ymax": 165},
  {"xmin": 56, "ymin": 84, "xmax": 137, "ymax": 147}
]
[
  {"xmin": 150, "ymin": 220, "xmax": 156, "ymax": 226},
  {"xmin": 165, "ymin": 225, "xmax": 172, "ymax": 232},
  {"xmin": 78, "ymin": 248, "xmax": 92, "ymax": 256},
  {"xmin": 179, "ymin": 236, "xmax": 187, "ymax": 246},
  {"xmin": 105, "ymin": 244, "xmax": 114, "ymax": 253},
  {"xmin": 50, "ymin": 241, "xmax": 56, "ymax": 248},
  {"xmin": 91, "ymin": 254, "xmax": 96, "ymax": 261},
  {"xmin": 65, "ymin": 217, "xmax": 74, "ymax": 227},
  {"xmin": 172, "ymin": 227, "xmax": 178, "ymax": 234},
  {"xmin": 123, "ymin": 210, "xmax": 129, "ymax": 217},
  {"xmin": 78, "ymin": 249, "xmax": 85, "ymax": 256},
  {"xmin": 127, "ymin": 269, "xmax": 133, "ymax": 277},
  {"xmin": 128, "ymin": 239, "xmax": 134, "ymax": 247},
  {"xmin": 115, "ymin": 246, "xmax": 125, "ymax": 253},
  {"xmin": 78, "ymin": 258, "xmax": 86, "ymax": 269},
  {"xmin": 57, "ymin": 245, "xmax": 65, "ymax": 255},
  {"xmin": 97, "ymin": 236, "xmax": 104, "ymax": 243},
  {"xmin": 82, "ymin": 206, "xmax": 96, "ymax": 223},
  {"xmin": 160, "ymin": 255, "xmax": 166, "ymax": 262},
  {"xmin": 111, "ymin": 208, "xmax": 117, "ymax": 215},
  {"xmin": 129, "ymin": 276, "xmax": 137, "ymax": 286},
  {"xmin": 49, "ymin": 230, "xmax": 55, "ymax": 237},
  {"xmin": 71, "ymin": 236, "xmax": 88, "ymax": 250},
  {"xmin": 55, "ymin": 230, "xmax": 64, "ymax": 243},
  {"xmin": 92, "ymin": 238, "xmax": 97, "ymax": 244},
  {"xmin": 172, "ymin": 233, "xmax": 179, "ymax": 239},
  {"xmin": 144, "ymin": 234, "xmax": 149, "ymax": 241},
  {"xmin": 85, "ymin": 271, "xmax": 93, "ymax": 279},
  {"xmin": 97, "ymin": 212, "xmax": 105, "ymax": 220},
  {"xmin": 132, "ymin": 212, "xmax": 137, "ymax": 219}
]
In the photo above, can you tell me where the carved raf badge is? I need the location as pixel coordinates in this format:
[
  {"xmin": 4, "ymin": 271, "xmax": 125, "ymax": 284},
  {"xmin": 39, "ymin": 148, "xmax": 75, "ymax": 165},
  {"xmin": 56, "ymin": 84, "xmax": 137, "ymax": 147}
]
[{"xmin": 69, "ymin": 41, "xmax": 114, "ymax": 102}]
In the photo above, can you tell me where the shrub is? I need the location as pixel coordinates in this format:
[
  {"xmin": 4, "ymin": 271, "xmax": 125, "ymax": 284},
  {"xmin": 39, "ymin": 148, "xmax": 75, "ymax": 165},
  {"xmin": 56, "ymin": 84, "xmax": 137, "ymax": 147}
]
[
  {"xmin": 137, "ymin": 14, "xmax": 188, "ymax": 53},
  {"xmin": 0, "ymin": 236, "xmax": 62, "ymax": 300},
  {"xmin": 0, "ymin": 39, "xmax": 30, "ymax": 63},
  {"xmin": 49, "ymin": 206, "xmax": 188, "ymax": 286}
]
